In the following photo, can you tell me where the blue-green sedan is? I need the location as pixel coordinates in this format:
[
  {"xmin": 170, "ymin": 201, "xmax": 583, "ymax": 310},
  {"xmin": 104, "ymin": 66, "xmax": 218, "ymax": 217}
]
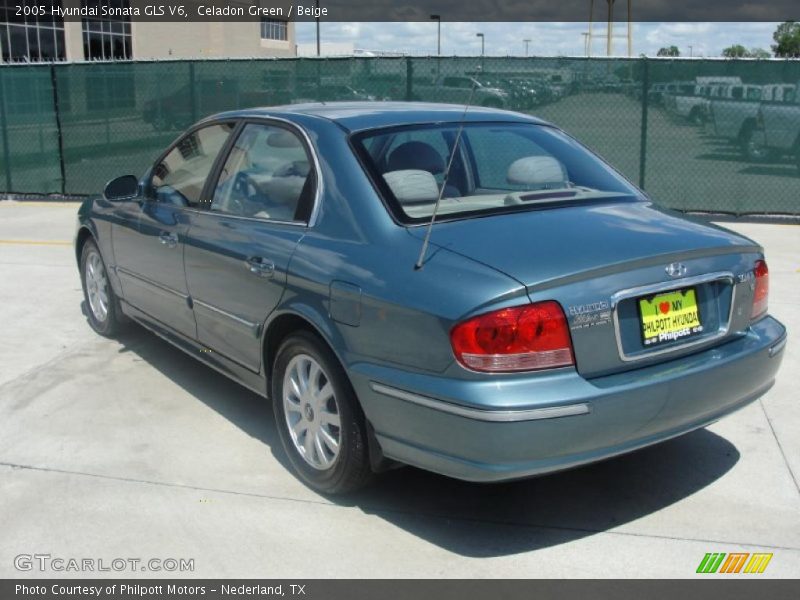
[{"xmin": 75, "ymin": 102, "xmax": 787, "ymax": 493}]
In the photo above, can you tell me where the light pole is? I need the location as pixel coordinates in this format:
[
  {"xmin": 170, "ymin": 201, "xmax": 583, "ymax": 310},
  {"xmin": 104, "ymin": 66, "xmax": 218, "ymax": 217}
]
[
  {"xmin": 689, "ymin": 45, "xmax": 694, "ymax": 58},
  {"xmin": 476, "ymin": 32, "xmax": 484, "ymax": 57},
  {"xmin": 315, "ymin": 0, "xmax": 320, "ymax": 56},
  {"xmin": 430, "ymin": 14, "xmax": 441, "ymax": 56},
  {"xmin": 606, "ymin": 0, "xmax": 614, "ymax": 57},
  {"xmin": 523, "ymin": 38, "xmax": 531, "ymax": 57}
]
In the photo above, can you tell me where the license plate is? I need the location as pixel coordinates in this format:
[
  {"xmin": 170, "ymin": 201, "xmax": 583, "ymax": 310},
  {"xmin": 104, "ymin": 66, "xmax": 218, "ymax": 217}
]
[{"xmin": 638, "ymin": 288, "xmax": 703, "ymax": 347}]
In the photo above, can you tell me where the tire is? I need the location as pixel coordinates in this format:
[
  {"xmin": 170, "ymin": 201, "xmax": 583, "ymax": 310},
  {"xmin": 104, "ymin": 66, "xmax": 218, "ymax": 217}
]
[
  {"xmin": 740, "ymin": 126, "xmax": 771, "ymax": 162},
  {"xmin": 79, "ymin": 239, "xmax": 126, "ymax": 337},
  {"xmin": 272, "ymin": 331, "xmax": 373, "ymax": 494}
]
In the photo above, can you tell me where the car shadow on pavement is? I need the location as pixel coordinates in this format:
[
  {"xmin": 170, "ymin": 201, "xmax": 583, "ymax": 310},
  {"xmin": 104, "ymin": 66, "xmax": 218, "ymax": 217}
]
[
  {"xmin": 346, "ymin": 429, "xmax": 738, "ymax": 556},
  {"xmin": 114, "ymin": 320, "xmax": 740, "ymax": 558}
]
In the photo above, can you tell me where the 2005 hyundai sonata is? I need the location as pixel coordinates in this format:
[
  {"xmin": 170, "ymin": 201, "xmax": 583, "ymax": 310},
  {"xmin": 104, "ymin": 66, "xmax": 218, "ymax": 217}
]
[{"xmin": 76, "ymin": 102, "xmax": 786, "ymax": 493}]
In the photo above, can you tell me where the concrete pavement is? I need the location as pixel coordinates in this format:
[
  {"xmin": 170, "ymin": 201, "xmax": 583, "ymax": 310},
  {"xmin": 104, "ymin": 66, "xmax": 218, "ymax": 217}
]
[{"xmin": 0, "ymin": 201, "xmax": 798, "ymax": 578}]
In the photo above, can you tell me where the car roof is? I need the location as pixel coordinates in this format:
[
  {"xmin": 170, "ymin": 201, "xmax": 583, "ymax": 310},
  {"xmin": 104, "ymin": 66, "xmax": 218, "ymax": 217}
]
[{"xmin": 206, "ymin": 101, "xmax": 548, "ymax": 133}]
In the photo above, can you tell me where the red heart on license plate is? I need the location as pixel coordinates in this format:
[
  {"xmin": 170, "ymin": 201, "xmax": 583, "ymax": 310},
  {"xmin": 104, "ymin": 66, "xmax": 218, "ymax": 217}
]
[{"xmin": 659, "ymin": 302, "xmax": 670, "ymax": 314}]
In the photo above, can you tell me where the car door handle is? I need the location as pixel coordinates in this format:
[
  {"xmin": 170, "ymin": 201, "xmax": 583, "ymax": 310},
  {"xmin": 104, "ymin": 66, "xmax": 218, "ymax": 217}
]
[
  {"xmin": 245, "ymin": 256, "xmax": 275, "ymax": 278},
  {"xmin": 159, "ymin": 231, "xmax": 178, "ymax": 248}
]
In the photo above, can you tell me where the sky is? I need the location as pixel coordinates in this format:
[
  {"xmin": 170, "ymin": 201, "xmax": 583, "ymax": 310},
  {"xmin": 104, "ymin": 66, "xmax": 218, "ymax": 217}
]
[{"xmin": 295, "ymin": 22, "xmax": 782, "ymax": 57}]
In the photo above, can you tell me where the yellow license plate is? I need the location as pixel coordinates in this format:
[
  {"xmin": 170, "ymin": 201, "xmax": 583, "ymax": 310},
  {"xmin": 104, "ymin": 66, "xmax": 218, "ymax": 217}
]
[{"xmin": 639, "ymin": 288, "xmax": 703, "ymax": 347}]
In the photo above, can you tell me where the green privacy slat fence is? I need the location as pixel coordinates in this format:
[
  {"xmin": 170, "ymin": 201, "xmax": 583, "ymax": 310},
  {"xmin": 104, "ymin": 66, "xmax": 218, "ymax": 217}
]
[{"xmin": 0, "ymin": 56, "xmax": 798, "ymax": 214}]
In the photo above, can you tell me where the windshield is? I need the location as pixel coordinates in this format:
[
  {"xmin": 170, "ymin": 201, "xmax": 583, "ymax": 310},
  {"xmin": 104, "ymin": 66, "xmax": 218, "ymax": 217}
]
[{"xmin": 354, "ymin": 122, "xmax": 641, "ymax": 223}]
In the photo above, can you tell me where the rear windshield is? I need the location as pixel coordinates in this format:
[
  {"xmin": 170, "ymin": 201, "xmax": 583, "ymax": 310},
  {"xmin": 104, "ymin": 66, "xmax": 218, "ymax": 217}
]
[{"xmin": 353, "ymin": 122, "xmax": 641, "ymax": 224}]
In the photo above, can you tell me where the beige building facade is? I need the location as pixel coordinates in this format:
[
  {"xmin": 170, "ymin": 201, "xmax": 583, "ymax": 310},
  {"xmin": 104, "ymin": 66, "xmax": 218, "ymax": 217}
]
[{"xmin": 1, "ymin": 1, "xmax": 295, "ymax": 63}]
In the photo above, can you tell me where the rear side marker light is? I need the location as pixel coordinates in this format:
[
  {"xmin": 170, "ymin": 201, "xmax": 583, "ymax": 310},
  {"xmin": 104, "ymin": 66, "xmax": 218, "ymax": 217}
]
[
  {"xmin": 450, "ymin": 301, "xmax": 574, "ymax": 372},
  {"xmin": 751, "ymin": 259, "xmax": 769, "ymax": 320}
]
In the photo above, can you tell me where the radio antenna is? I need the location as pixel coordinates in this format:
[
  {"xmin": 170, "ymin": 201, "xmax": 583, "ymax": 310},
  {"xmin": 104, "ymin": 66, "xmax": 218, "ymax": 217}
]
[{"xmin": 414, "ymin": 74, "xmax": 481, "ymax": 270}]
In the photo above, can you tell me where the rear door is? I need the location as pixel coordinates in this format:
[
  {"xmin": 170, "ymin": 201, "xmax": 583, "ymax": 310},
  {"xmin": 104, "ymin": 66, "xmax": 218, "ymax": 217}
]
[
  {"xmin": 183, "ymin": 121, "xmax": 315, "ymax": 372},
  {"xmin": 112, "ymin": 122, "xmax": 234, "ymax": 339}
]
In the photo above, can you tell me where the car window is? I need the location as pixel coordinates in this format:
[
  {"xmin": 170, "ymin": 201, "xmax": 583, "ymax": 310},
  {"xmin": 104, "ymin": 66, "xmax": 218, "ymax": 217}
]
[
  {"xmin": 150, "ymin": 123, "xmax": 233, "ymax": 207},
  {"xmin": 356, "ymin": 123, "xmax": 640, "ymax": 223},
  {"xmin": 210, "ymin": 123, "xmax": 313, "ymax": 222},
  {"xmin": 468, "ymin": 128, "xmax": 552, "ymax": 190}
]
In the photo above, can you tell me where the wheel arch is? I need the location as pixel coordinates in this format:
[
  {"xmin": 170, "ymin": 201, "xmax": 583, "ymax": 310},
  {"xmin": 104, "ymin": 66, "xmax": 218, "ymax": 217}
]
[
  {"xmin": 738, "ymin": 117, "xmax": 757, "ymax": 142},
  {"xmin": 262, "ymin": 306, "xmax": 350, "ymax": 396},
  {"xmin": 262, "ymin": 305, "xmax": 393, "ymax": 474},
  {"xmin": 75, "ymin": 225, "xmax": 96, "ymax": 265}
]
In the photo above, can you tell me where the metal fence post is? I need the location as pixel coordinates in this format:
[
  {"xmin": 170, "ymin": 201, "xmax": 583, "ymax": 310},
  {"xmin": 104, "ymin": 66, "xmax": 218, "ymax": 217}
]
[
  {"xmin": 405, "ymin": 56, "xmax": 413, "ymax": 101},
  {"xmin": 189, "ymin": 61, "xmax": 198, "ymax": 123},
  {"xmin": 638, "ymin": 57, "xmax": 650, "ymax": 191},
  {"xmin": 50, "ymin": 63, "xmax": 67, "ymax": 195},
  {"xmin": 0, "ymin": 68, "xmax": 12, "ymax": 192}
]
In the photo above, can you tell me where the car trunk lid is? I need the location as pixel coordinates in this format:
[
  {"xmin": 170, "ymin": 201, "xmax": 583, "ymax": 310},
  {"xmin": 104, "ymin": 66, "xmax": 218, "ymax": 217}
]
[{"xmin": 410, "ymin": 201, "xmax": 762, "ymax": 377}]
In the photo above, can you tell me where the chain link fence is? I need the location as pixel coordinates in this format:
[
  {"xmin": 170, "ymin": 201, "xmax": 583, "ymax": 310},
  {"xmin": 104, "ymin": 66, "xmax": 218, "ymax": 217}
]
[{"xmin": 0, "ymin": 56, "xmax": 798, "ymax": 214}]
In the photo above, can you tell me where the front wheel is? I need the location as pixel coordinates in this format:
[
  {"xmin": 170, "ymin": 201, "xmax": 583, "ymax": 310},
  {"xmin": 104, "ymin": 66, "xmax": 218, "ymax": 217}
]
[
  {"xmin": 80, "ymin": 239, "xmax": 126, "ymax": 337},
  {"xmin": 272, "ymin": 332, "xmax": 373, "ymax": 494}
]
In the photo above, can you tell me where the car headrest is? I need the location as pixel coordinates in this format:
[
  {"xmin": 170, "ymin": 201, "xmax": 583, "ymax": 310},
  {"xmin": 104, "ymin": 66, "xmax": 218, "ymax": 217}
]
[
  {"xmin": 383, "ymin": 170, "xmax": 439, "ymax": 205},
  {"xmin": 507, "ymin": 156, "xmax": 568, "ymax": 188},
  {"xmin": 387, "ymin": 141, "xmax": 446, "ymax": 175}
]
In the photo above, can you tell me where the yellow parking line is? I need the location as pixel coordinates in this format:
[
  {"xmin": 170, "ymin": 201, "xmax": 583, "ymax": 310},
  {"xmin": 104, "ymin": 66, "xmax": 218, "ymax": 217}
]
[{"xmin": 0, "ymin": 239, "xmax": 72, "ymax": 246}]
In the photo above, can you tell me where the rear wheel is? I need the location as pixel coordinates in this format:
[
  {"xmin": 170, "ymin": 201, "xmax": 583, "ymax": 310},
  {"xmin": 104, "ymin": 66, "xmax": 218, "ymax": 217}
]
[
  {"xmin": 80, "ymin": 239, "xmax": 125, "ymax": 337},
  {"xmin": 272, "ymin": 331, "xmax": 373, "ymax": 494}
]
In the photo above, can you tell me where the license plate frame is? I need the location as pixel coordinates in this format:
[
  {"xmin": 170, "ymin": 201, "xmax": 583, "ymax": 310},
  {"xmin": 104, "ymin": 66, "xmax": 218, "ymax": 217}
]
[{"xmin": 638, "ymin": 287, "xmax": 704, "ymax": 348}]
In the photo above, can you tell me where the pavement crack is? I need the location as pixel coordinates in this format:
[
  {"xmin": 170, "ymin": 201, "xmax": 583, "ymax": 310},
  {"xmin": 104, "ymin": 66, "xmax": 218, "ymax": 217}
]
[{"xmin": 759, "ymin": 398, "xmax": 800, "ymax": 498}]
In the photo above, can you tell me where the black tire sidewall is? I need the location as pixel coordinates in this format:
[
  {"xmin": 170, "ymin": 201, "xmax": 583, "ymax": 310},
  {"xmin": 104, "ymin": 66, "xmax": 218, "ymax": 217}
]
[{"xmin": 271, "ymin": 332, "xmax": 370, "ymax": 494}]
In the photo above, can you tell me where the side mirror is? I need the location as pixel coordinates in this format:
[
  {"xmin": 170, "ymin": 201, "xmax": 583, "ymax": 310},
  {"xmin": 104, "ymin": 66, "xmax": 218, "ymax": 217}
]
[{"xmin": 103, "ymin": 175, "xmax": 139, "ymax": 201}]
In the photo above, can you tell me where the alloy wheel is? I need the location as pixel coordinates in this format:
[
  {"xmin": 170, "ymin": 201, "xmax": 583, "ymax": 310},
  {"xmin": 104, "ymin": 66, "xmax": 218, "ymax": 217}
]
[
  {"xmin": 282, "ymin": 354, "xmax": 342, "ymax": 470},
  {"xmin": 85, "ymin": 250, "xmax": 109, "ymax": 323}
]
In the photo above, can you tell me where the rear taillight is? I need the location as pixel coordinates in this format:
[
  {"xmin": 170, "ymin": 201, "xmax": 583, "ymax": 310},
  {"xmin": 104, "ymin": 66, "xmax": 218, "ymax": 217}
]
[
  {"xmin": 751, "ymin": 260, "xmax": 769, "ymax": 320},
  {"xmin": 450, "ymin": 301, "xmax": 574, "ymax": 372}
]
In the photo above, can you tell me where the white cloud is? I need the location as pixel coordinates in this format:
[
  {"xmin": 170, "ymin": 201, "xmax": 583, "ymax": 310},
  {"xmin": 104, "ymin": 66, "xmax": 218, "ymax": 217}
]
[{"xmin": 298, "ymin": 22, "xmax": 781, "ymax": 57}]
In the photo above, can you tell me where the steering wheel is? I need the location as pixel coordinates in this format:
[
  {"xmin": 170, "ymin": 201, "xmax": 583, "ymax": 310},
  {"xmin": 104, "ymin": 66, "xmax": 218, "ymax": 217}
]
[{"xmin": 230, "ymin": 171, "xmax": 262, "ymax": 216}]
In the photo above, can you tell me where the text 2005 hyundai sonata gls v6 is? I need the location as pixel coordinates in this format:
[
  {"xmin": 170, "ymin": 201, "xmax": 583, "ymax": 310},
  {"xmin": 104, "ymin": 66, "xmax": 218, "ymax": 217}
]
[{"xmin": 75, "ymin": 102, "xmax": 786, "ymax": 494}]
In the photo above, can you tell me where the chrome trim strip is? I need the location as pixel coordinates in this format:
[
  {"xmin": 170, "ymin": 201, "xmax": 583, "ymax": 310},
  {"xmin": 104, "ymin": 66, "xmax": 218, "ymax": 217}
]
[
  {"xmin": 193, "ymin": 299, "xmax": 260, "ymax": 333},
  {"xmin": 769, "ymin": 335, "xmax": 787, "ymax": 358},
  {"xmin": 370, "ymin": 382, "xmax": 590, "ymax": 423},
  {"xmin": 611, "ymin": 271, "xmax": 736, "ymax": 362},
  {"xmin": 116, "ymin": 267, "xmax": 188, "ymax": 300},
  {"xmin": 182, "ymin": 207, "xmax": 307, "ymax": 228}
]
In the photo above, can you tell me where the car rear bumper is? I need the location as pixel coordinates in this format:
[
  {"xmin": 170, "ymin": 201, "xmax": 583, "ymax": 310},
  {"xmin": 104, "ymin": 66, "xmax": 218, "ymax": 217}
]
[{"xmin": 349, "ymin": 316, "xmax": 786, "ymax": 482}]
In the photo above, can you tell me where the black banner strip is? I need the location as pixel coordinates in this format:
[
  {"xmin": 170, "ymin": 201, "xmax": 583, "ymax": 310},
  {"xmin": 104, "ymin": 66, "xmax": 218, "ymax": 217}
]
[
  {"xmin": 2, "ymin": 580, "xmax": 800, "ymax": 600},
  {"xmin": 5, "ymin": 0, "xmax": 800, "ymax": 23}
]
